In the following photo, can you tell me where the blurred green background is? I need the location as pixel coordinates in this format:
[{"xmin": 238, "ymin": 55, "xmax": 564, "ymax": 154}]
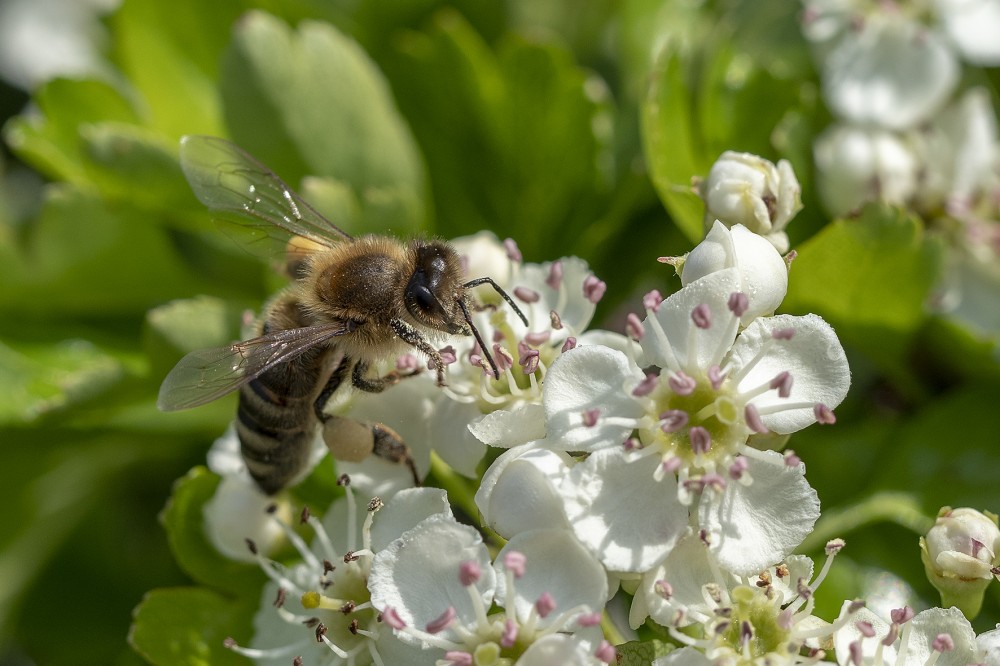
[{"xmin": 0, "ymin": 0, "xmax": 998, "ymax": 663}]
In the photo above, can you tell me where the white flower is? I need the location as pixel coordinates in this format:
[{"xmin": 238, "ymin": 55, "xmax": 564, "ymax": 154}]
[
  {"xmin": 833, "ymin": 605, "xmax": 979, "ymax": 666},
  {"xmin": 202, "ymin": 425, "xmax": 318, "ymax": 561},
  {"xmin": 699, "ymin": 151, "xmax": 802, "ymax": 253},
  {"xmin": 820, "ymin": 14, "xmax": 959, "ymax": 130},
  {"xmin": 813, "ymin": 123, "xmax": 920, "ymax": 217},
  {"xmin": 642, "ymin": 537, "xmax": 858, "ymax": 665},
  {"xmin": 934, "ymin": 0, "xmax": 1000, "ymax": 66},
  {"xmin": 540, "ymin": 269, "xmax": 849, "ymax": 572},
  {"xmin": 369, "ymin": 510, "xmax": 614, "ymax": 664},
  {"xmin": 680, "ymin": 222, "xmax": 789, "ymax": 325},
  {"xmin": 225, "ymin": 484, "xmax": 449, "ymax": 664}
]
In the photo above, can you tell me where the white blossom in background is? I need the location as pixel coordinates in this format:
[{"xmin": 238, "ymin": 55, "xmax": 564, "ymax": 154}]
[
  {"xmin": 698, "ymin": 151, "xmax": 802, "ymax": 253},
  {"xmin": 833, "ymin": 606, "xmax": 980, "ymax": 666},
  {"xmin": 813, "ymin": 124, "xmax": 921, "ymax": 217},
  {"xmin": 539, "ymin": 266, "xmax": 849, "ymax": 573},
  {"xmin": 934, "ymin": 0, "xmax": 1000, "ymax": 66},
  {"xmin": 820, "ymin": 14, "xmax": 959, "ymax": 130},
  {"xmin": 369, "ymin": 506, "xmax": 615, "ymax": 665},
  {"xmin": 643, "ymin": 538, "xmax": 858, "ymax": 665},
  {"xmin": 225, "ymin": 484, "xmax": 451, "ymax": 665}
]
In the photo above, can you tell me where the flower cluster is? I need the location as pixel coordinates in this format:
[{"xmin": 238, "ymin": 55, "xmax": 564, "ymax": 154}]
[
  {"xmin": 801, "ymin": 0, "xmax": 1000, "ymax": 349},
  {"xmin": 184, "ymin": 149, "xmax": 1000, "ymax": 665}
]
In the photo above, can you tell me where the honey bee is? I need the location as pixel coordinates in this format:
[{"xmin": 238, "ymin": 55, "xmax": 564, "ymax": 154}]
[{"xmin": 157, "ymin": 136, "xmax": 526, "ymax": 494}]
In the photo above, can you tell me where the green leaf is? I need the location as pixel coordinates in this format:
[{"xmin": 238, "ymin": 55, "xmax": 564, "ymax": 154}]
[
  {"xmin": 0, "ymin": 185, "xmax": 222, "ymax": 317},
  {"xmin": 144, "ymin": 296, "xmax": 244, "ymax": 381},
  {"xmin": 80, "ymin": 123, "xmax": 192, "ymax": 209},
  {"xmin": 385, "ymin": 10, "xmax": 611, "ymax": 252},
  {"xmin": 615, "ymin": 638, "xmax": 676, "ymax": 666},
  {"xmin": 129, "ymin": 587, "xmax": 256, "ymax": 666},
  {"xmin": 0, "ymin": 339, "xmax": 125, "ymax": 425},
  {"xmin": 3, "ymin": 78, "xmax": 139, "ymax": 183},
  {"xmin": 109, "ymin": 0, "xmax": 240, "ymax": 137},
  {"xmin": 877, "ymin": 382, "xmax": 1000, "ymax": 511},
  {"xmin": 641, "ymin": 48, "xmax": 706, "ymax": 243},
  {"xmin": 160, "ymin": 466, "xmax": 264, "ymax": 594},
  {"xmin": 781, "ymin": 204, "xmax": 945, "ymax": 391},
  {"xmin": 219, "ymin": 10, "xmax": 426, "ymax": 236}
]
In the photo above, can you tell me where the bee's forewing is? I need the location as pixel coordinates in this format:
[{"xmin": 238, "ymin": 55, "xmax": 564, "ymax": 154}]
[
  {"xmin": 157, "ymin": 321, "xmax": 353, "ymax": 411},
  {"xmin": 179, "ymin": 135, "xmax": 352, "ymax": 249}
]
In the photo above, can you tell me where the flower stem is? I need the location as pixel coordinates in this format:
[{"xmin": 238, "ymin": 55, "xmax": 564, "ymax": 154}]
[{"xmin": 799, "ymin": 491, "xmax": 933, "ymax": 553}]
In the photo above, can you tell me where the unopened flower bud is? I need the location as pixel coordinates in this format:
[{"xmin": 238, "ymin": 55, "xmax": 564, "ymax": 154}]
[
  {"xmin": 699, "ymin": 151, "xmax": 802, "ymax": 253},
  {"xmin": 920, "ymin": 506, "xmax": 1000, "ymax": 619}
]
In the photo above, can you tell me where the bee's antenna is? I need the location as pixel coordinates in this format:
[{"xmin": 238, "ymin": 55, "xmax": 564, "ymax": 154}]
[
  {"xmin": 455, "ymin": 298, "xmax": 500, "ymax": 379},
  {"xmin": 463, "ymin": 277, "xmax": 529, "ymax": 327}
]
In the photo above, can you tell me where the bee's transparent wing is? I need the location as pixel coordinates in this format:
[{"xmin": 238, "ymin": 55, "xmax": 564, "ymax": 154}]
[
  {"xmin": 179, "ymin": 135, "xmax": 352, "ymax": 250},
  {"xmin": 157, "ymin": 321, "xmax": 354, "ymax": 411}
]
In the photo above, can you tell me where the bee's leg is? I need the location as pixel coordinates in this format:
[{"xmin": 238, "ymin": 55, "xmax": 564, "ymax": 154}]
[
  {"xmin": 350, "ymin": 359, "xmax": 421, "ymax": 393},
  {"xmin": 389, "ymin": 318, "xmax": 447, "ymax": 386},
  {"xmin": 313, "ymin": 355, "xmax": 353, "ymax": 422},
  {"xmin": 321, "ymin": 416, "xmax": 420, "ymax": 486}
]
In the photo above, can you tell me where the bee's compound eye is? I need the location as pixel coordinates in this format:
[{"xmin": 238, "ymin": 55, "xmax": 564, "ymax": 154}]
[{"xmin": 413, "ymin": 284, "xmax": 437, "ymax": 312}]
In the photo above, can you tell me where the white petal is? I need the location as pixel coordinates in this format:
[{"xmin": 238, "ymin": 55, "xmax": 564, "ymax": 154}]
[
  {"xmin": 451, "ymin": 230, "xmax": 515, "ymax": 285},
  {"xmin": 494, "ymin": 529, "xmax": 607, "ymax": 626},
  {"xmin": 369, "ymin": 514, "xmax": 495, "ymax": 633},
  {"xmin": 374, "ymin": 630, "xmax": 442, "ymax": 666},
  {"xmin": 518, "ymin": 634, "xmax": 596, "ymax": 666},
  {"xmin": 682, "ymin": 223, "xmax": 788, "ymax": 324},
  {"xmin": 729, "ymin": 313, "xmax": 850, "ymax": 433},
  {"xmin": 206, "ymin": 423, "xmax": 246, "ymax": 476},
  {"xmin": 369, "ymin": 487, "xmax": 452, "ymax": 554},
  {"xmin": 563, "ymin": 447, "xmax": 687, "ymax": 573},
  {"xmin": 203, "ymin": 475, "xmax": 290, "ymax": 561},
  {"xmin": 700, "ymin": 451, "xmax": 819, "ymax": 576},
  {"xmin": 577, "ymin": 328, "xmax": 642, "ymax": 358},
  {"xmin": 640, "ymin": 268, "xmax": 741, "ymax": 371},
  {"xmin": 834, "ymin": 606, "xmax": 896, "ymax": 666},
  {"xmin": 637, "ymin": 532, "xmax": 730, "ymax": 628},
  {"xmin": 468, "ymin": 403, "xmax": 547, "ymax": 448},
  {"xmin": 336, "ymin": 456, "xmax": 414, "ymax": 499},
  {"xmin": 543, "ymin": 345, "xmax": 645, "ymax": 452},
  {"xmin": 823, "ymin": 17, "xmax": 959, "ymax": 129},
  {"xmin": 978, "ymin": 627, "xmax": 1000, "ymax": 666},
  {"xmin": 905, "ymin": 607, "xmax": 978, "ymax": 666},
  {"xmin": 519, "ymin": 255, "xmax": 599, "ymax": 334},
  {"xmin": 475, "ymin": 445, "xmax": 572, "ymax": 538},
  {"xmin": 935, "ymin": 0, "xmax": 1000, "ymax": 65},
  {"xmin": 427, "ymin": 397, "xmax": 487, "ymax": 476}
]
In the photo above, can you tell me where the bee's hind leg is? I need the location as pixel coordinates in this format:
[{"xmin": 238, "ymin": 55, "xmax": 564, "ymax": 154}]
[{"xmin": 320, "ymin": 416, "xmax": 420, "ymax": 486}]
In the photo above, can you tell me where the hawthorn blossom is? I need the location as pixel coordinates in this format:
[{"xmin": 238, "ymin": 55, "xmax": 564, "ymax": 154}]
[
  {"xmin": 369, "ymin": 508, "xmax": 614, "ymax": 665},
  {"xmin": 921, "ymin": 507, "xmax": 1000, "ymax": 617},
  {"xmin": 644, "ymin": 538, "xmax": 858, "ymax": 665},
  {"xmin": 224, "ymin": 483, "xmax": 450, "ymax": 665},
  {"xmin": 698, "ymin": 152, "xmax": 803, "ymax": 253},
  {"xmin": 833, "ymin": 605, "xmax": 980, "ymax": 666},
  {"xmin": 540, "ymin": 267, "xmax": 849, "ymax": 572}
]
